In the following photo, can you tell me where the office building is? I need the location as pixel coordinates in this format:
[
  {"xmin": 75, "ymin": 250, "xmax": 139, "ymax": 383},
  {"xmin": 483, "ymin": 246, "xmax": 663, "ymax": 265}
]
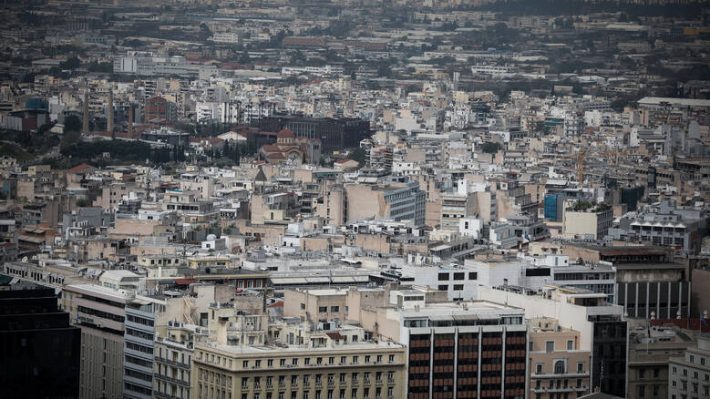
[
  {"xmin": 191, "ymin": 303, "xmax": 407, "ymax": 399},
  {"xmin": 62, "ymin": 283, "xmax": 133, "ymax": 399},
  {"xmin": 348, "ymin": 287, "xmax": 528, "ymax": 399},
  {"xmin": 0, "ymin": 278, "xmax": 81, "ymax": 399}
]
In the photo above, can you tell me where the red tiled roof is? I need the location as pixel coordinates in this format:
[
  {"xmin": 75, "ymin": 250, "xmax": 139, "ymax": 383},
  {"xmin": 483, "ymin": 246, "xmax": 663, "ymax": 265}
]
[
  {"xmin": 277, "ymin": 128, "xmax": 295, "ymax": 139},
  {"xmin": 67, "ymin": 163, "xmax": 95, "ymax": 174}
]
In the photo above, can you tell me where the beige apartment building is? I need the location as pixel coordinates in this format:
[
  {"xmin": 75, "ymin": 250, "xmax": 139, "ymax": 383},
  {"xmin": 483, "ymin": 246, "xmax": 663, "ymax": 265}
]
[
  {"xmin": 154, "ymin": 321, "xmax": 205, "ymax": 399},
  {"xmin": 528, "ymin": 317, "xmax": 592, "ymax": 399},
  {"xmin": 284, "ymin": 288, "xmax": 348, "ymax": 324},
  {"xmin": 191, "ymin": 302, "xmax": 407, "ymax": 399},
  {"xmin": 562, "ymin": 203, "xmax": 613, "ymax": 240}
]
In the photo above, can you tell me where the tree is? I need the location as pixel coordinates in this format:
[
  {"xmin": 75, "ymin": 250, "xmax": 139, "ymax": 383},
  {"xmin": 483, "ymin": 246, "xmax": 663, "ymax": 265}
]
[
  {"xmin": 481, "ymin": 142, "xmax": 501, "ymax": 154},
  {"xmin": 59, "ymin": 56, "xmax": 81, "ymax": 70},
  {"xmin": 350, "ymin": 147, "xmax": 367, "ymax": 166},
  {"xmin": 64, "ymin": 115, "xmax": 82, "ymax": 134}
]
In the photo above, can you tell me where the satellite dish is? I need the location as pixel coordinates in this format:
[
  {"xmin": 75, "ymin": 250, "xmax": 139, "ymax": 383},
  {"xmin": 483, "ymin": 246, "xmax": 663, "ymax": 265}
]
[{"xmin": 21, "ymin": 256, "xmax": 28, "ymax": 263}]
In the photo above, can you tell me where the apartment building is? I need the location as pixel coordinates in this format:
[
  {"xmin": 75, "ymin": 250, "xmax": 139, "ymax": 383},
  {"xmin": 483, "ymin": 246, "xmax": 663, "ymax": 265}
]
[
  {"xmin": 284, "ymin": 288, "xmax": 348, "ymax": 325},
  {"xmin": 124, "ymin": 296, "xmax": 170, "ymax": 399},
  {"xmin": 528, "ymin": 317, "xmax": 592, "ymax": 399},
  {"xmin": 562, "ymin": 202, "xmax": 613, "ymax": 240},
  {"xmin": 440, "ymin": 192, "xmax": 476, "ymax": 231},
  {"xmin": 154, "ymin": 321, "xmax": 206, "ymax": 399},
  {"xmin": 668, "ymin": 333, "xmax": 710, "ymax": 399},
  {"xmin": 627, "ymin": 323, "xmax": 694, "ymax": 399},
  {"xmin": 344, "ymin": 181, "xmax": 426, "ymax": 226}
]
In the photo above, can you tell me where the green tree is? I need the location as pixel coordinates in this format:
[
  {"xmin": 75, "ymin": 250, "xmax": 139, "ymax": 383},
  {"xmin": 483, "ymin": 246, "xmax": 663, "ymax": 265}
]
[
  {"xmin": 64, "ymin": 115, "xmax": 82, "ymax": 134},
  {"xmin": 59, "ymin": 56, "xmax": 81, "ymax": 70},
  {"xmin": 481, "ymin": 142, "xmax": 501, "ymax": 154},
  {"xmin": 350, "ymin": 147, "xmax": 367, "ymax": 166}
]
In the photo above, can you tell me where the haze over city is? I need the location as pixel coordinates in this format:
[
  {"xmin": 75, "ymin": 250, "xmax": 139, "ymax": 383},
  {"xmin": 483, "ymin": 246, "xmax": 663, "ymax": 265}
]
[{"xmin": 0, "ymin": 1, "xmax": 709, "ymax": 399}]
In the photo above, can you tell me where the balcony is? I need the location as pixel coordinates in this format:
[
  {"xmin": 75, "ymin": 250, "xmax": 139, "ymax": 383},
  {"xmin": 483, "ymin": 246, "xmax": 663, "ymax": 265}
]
[
  {"xmin": 155, "ymin": 356, "xmax": 190, "ymax": 369},
  {"xmin": 531, "ymin": 386, "xmax": 588, "ymax": 393},
  {"xmin": 153, "ymin": 373, "xmax": 188, "ymax": 387},
  {"xmin": 532, "ymin": 371, "xmax": 589, "ymax": 379}
]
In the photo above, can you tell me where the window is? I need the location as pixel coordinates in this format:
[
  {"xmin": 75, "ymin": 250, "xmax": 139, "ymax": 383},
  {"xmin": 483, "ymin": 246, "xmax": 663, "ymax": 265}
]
[
  {"xmin": 453, "ymin": 272, "xmax": 465, "ymax": 280},
  {"xmin": 567, "ymin": 340, "xmax": 573, "ymax": 350},
  {"xmin": 319, "ymin": 306, "xmax": 327, "ymax": 313},
  {"xmin": 438, "ymin": 285, "xmax": 448, "ymax": 291},
  {"xmin": 546, "ymin": 341, "xmax": 554, "ymax": 353},
  {"xmin": 300, "ymin": 303, "xmax": 305, "ymax": 310},
  {"xmin": 243, "ymin": 360, "xmax": 249, "ymax": 368},
  {"xmin": 577, "ymin": 363, "xmax": 583, "ymax": 373},
  {"xmin": 438, "ymin": 273, "xmax": 449, "ymax": 281},
  {"xmin": 453, "ymin": 284, "xmax": 464, "ymax": 291},
  {"xmin": 468, "ymin": 272, "xmax": 477, "ymax": 280},
  {"xmin": 536, "ymin": 364, "xmax": 543, "ymax": 374},
  {"xmin": 268, "ymin": 359, "xmax": 273, "ymax": 367},
  {"xmin": 331, "ymin": 306, "xmax": 339, "ymax": 312},
  {"xmin": 554, "ymin": 360, "xmax": 566, "ymax": 374},
  {"xmin": 304, "ymin": 358, "xmax": 310, "ymax": 365}
]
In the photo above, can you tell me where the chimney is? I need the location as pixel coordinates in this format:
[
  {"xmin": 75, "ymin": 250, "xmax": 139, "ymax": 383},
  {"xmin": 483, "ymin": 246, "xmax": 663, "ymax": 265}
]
[
  {"xmin": 107, "ymin": 91, "xmax": 114, "ymax": 135},
  {"xmin": 82, "ymin": 90, "xmax": 90, "ymax": 135},
  {"xmin": 128, "ymin": 104, "xmax": 134, "ymax": 136}
]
